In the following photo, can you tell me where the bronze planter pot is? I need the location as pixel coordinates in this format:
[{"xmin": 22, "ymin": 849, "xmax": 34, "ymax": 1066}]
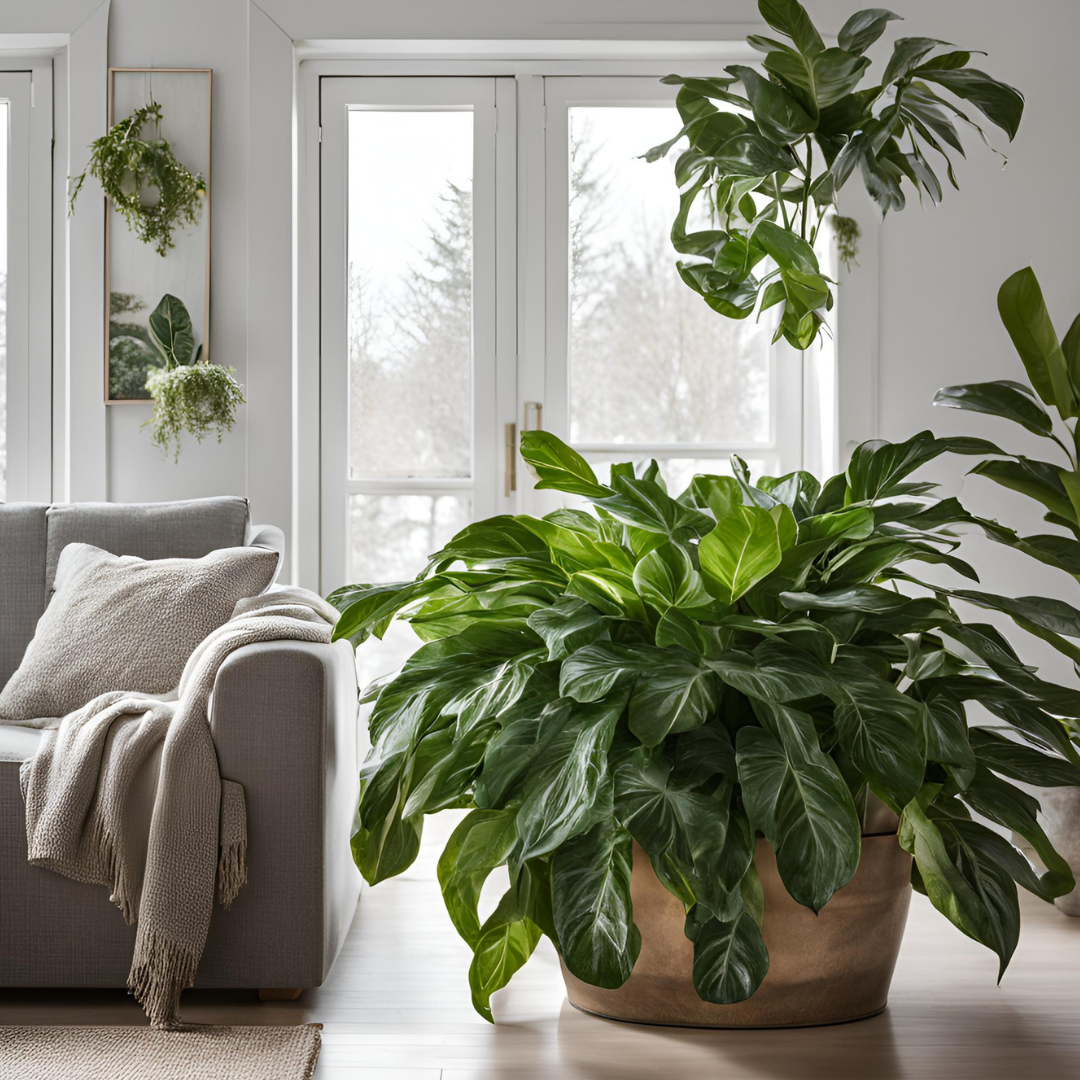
[{"xmin": 562, "ymin": 834, "xmax": 912, "ymax": 1029}]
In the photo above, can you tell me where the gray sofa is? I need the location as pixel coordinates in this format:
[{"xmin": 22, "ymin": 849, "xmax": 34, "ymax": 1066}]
[{"xmin": 0, "ymin": 496, "xmax": 361, "ymax": 993}]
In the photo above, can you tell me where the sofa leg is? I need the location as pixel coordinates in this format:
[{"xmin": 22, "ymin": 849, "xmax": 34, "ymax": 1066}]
[{"xmin": 259, "ymin": 988, "xmax": 304, "ymax": 1002}]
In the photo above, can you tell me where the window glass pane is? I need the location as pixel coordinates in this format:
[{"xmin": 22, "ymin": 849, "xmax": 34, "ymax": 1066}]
[
  {"xmin": 349, "ymin": 493, "xmax": 471, "ymax": 584},
  {"xmin": 348, "ymin": 110, "xmax": 473, "ymax": 480},
  {"xmin": 0, "ymin": 101, "xmax": 8, "ymax": 501},
  {"xmin": 568, "ymin": 105, "xmax": 771, "ymax": 447}
]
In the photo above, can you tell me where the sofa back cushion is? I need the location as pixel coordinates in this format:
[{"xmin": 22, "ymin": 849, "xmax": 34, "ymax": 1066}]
[
  {"xmin": 0, "ymin": 542, "xmax": 279, "ymax": 723},
  {"xmin": 0, "ymin": 505, "xmax": 48, "ymax": 687},
  {"xmin": 44, "ymin": 496, "xmax": 250, "ymax": 591}
]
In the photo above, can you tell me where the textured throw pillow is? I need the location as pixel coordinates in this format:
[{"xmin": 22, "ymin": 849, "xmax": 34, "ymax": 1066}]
[{"xmin": 0, "ymin": 543, "xmax": 279, "ymax": 722}]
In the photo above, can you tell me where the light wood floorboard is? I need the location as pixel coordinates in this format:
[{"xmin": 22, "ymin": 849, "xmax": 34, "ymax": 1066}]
[{"xmin": 2, "ymin": 812, "xmax": 1079, "ymax": 1078}]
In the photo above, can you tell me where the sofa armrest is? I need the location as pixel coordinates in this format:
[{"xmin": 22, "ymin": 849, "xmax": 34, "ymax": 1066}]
[{"xmin": 205, "ymin": 637, "xmax": 360, "ymax": 987}]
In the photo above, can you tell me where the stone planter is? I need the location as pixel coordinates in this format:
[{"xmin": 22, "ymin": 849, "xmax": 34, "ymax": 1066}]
[
  {"xmin": 1040, "ymin": 786, "xmax": 1080, "ymax": 916},
  {"xmin": 561, "ymin": 834, "xmax": 912, "ymax": 1029}
]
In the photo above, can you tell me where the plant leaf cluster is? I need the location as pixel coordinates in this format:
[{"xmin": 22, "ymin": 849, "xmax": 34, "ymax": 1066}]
[
  {"xmin": 142, "ymin": 294, "xmax": 244, "ymax": 462},
  {"xmin": 936, "ymin": 266, "xmax": 1080, "ymax": 683},
  {"xmin": 331, "ymin": 427, "xmax": 1080, "ymax": 1021},
  {"xmin": 69, "ymin": 101, "xmax": 205, "ymax": 257},
  {"xmin": 646, "ymin": 0, "xmax": 1024, "ymax": 348}
]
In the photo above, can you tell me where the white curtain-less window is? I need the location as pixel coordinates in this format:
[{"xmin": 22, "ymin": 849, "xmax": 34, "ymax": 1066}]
[
  {"xmin": 319, "ymin": 75, "xmax": 831, "ymax": 592},
  {"xmin": 0, "ymin": 68, "xmax": 51, "ymax": 504}
]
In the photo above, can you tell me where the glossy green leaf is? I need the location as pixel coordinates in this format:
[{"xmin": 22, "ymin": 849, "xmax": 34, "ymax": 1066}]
[
  {"xmin": 933, "ymin": 381, "xmax": 1054, "ymax": 437},
  {"xmin": 148, "ymin": 292, "xmax": 195, "ymax": 368},
  {"xmin": 519, "ymin": 430, "xmax": 610, "ymax": 498},
  {"xmin": 438, "ymin": 809, "xmax": 518, "ymax": 947},
  {"xmin": 919, "ymin": 67, "xmax": 1024, "ymax": 140},
  {"xmin": 699, "ymin": 505, "xmax": 782, "ymax": 605},
  {"xmin": 838, "ymin": 8, "xmax": 902, "ymax": 56},
  {"xmin": 629, "ymin": 656, "xmax": 720, "ymax": 745},
  {"xmin": 468, "ymin": 890, "xmax": 542, "ymax": 1023},
  {"xmin": 690, "ymin": 908, "xmax": 770, "ymax": 1004},
  {"xmin": 758, "ymin": 0, "xmax": 824, "ymax": 56},
  {"xmin": 527, "ymin": 597, "xmax": 608, "ymax": 660},
  {"xmin": 633, "ymin": 541, "xmax": 715, "ymax": 615},
  {"xmin": 736, "ymin": 720, "xmax": 860, "ymax": 911},
  {"xmin": 552, "ymin": 818, "xmax": 641, "ymax": 988},
  {"xmin": 996, "ymin": 267, "xmax": 1076, "ymax": 418}
]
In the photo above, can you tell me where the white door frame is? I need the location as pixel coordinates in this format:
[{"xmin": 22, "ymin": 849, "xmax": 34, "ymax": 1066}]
[
  {"xmin": 0, "ymin": 62, "xmax": 53, "ymax": 503},
  {"xmin": 317, "ymin": 75, "xmax": 515, "ymax": 592}
]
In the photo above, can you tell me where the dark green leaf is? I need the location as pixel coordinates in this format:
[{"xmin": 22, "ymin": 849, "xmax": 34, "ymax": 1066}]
[
  {"xmin": 919, "ymin": 67, "xmax": 1024, "ymax": 140},
  {"xmin": 838, "ymin": 8, "xmax": 902, "ymax": 56},
  {"xmin": 629, "ymin": 656, "xmax": 720, "ymax": 745},
  {"xmin": 997, "ymin": 267, "xmax": 1076, "ymax": 417},
  {"xmin": 552, "ymin": 819, "xmax": 641, "ymax": 989},
  {"xmin": 969, "ymin": 727, "xmax": 1080, "ymax": 788},
  {"xmin": 468, "ymin": 890, "xmax": 542, "ymax": 1022},
  {"xmin": 527, "ymin": 597, "xmax": 608, "ymax": 660},
  {"xmin": 148, "ymin": 293, "xmax": 195, "ymax": 368},
  {"xmin": 933, "ymin": 381, "xmax": 1054, "ymax": 437},
  {"xmin": 691, "ymin": 909, "xmax": 770, "ymax": 1004},
  {"xmin": 758, "ymin": 0, "xmax": 824, "ymax": 55}
]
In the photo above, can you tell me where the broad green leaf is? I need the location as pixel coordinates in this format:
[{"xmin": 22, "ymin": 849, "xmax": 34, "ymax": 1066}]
[
  {"xmin": 690, "ymin": 908, "xmax": 770, "ymax": 1004},
  {"xmin": 709, "ymin": 640, "xmax": 836, "ymax": 703},
  {"xmin": 959, "ymin": 767, "xmax": 1075, "ymax": 898},
  {"xmin": 996, "ymin": 267, "xmax": 1076, "ymax": 418},
  {"xmin": 882, "ymin": 37, "xmax": 950, "ymax": 85},
  {"xmin": 899, "ymin": 786, "xmax": 1016, "ymax": 979},
  {"xmin": 710, "ymin": 133, "xmax": 797, "ymax": 177},
  {"xmin": 736, "ymin": 720, "xmax": 861, "ymax": 911},
  {"xmin": 838, "ymin": 8, "xmax": 902, "ymax": 56},
  {"xmin": 519, "ymin": 430, "xmax": 610, "ymax": 498},
  {"xmin": 752, "ymin": 218, "xmax": 821, "ymax": 275},
  {"xmin": 148, "ymin": 293, "xmax": 195, "ymax": 368},
  {"xmin": 780, "ymin": 584, "xmax": 911, "ymax": 614},
  {"xmin": 764, "ymin": 46, "xmax": 871, "ymax": 112},
  {"xmin": 919, "ymin": 67, "xmax": 1024, "ymax": 140},
  {"xmin": 438, "ymin": 809, "xmax": 518, "ymax": 947},
  {"xmin": 829, "ymin": 656, "xmax": 926, "ymax": 808},
  {"xmin": 633, "ymin": 541, "xmax": 715, "ymax": 616},
  {"xmin": 969, "ymin": 727, "xmax": 1080, "ymax": 788},
  {"xmin": 933, "ymin": 381, "xmax": 1054, "ymax": 437},
  {"xmin": 513, "ymin": 696, "xmax": 624, "ymax": 860},
  {"xmin": 527, "ymin": 597, "xmax": 608, "ymax": 660},
  {"xmin": 567, "ymin": 568, "xmax": 649, "ymax": 623},
  {"xmin": 552, "ymin": 819, "xmax": 641, "ymax": 988},
  {"xmin": 690, "ymin": 474, "xmax": 743, "ymax": 520},
  {"xmin": 699, "ymin": 504, "xmax": 782, "ymax": 605},
  {"xmin": 969, "ymin": 457, "xmax": 1076, "ymax": 524},
  {"xmin": 351, "ymin": 800, "xmax": 422, "ymax": 886},
  {"xmin": 920, "ymin": 690, "xmax": 975, "ymax": 786},
  {"xmin": 846, "ymin": 430, "xmax": 1003, "ymax": 502},
  {"xmin": 429, "ymin": 516, "xmax": 551, "ymax": 566},
  {"xmin": 468, "ymin": 890, "xmax": 542, "ymax": 1022},
  {"xmin": 1064, "ymin": 311, "xmax": 1080, "ymax": 398},
  {"xmin": 593, "ymin": 475, "xmax": 714, "ymax": 538},
  {"xmin": 758, "ymin": 0, "xmax": 824, "ymax": 56},
  {"xmin": 655, "ymin": 607, "xmax": 724, "ymax": 658},
  {"xmin": 628, "ymin": 656, "xmax": 720, "ymax": 745}
]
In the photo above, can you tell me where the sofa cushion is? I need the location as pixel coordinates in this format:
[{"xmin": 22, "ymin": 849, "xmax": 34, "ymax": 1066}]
[
  {"xmin": 45, "ymin": 496, "xmax": 250, "ymax": 592},
  {"xmin": 0, "ymin": 726, "xmax": 43, "ymax": 762},
  {"xmin": 0, "ymin": 543, "xmax": 279, "ymax": 723},
  {"xmin": 0, "ymin": 505, "xmax": 49, "ymax": 689}
]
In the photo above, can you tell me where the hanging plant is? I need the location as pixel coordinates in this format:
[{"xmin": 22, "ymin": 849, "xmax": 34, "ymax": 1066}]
[
  {"xmin": 69, "ymin": 101, "xmax": 205, "ymax": 256},
  {"xmin": 141, "ymin": 294, "xmax": 245, "ymax": 462},
  {"xmin": 646, "ymin": 0, "xmax": 1025, "ymax": 349}
]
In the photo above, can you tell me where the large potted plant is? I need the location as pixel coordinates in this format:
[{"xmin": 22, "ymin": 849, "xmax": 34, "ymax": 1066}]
[
  {"xmin": 646, "ymin": 0, "xmax": 1024, "ymax": 348},
  {"xmin": 330, "ymin": 431, "xmax": 1079, "ymax": 1026},
  {"xmin": 935, "ymin": 266, "xmax": 1080, "ymax": 915}
]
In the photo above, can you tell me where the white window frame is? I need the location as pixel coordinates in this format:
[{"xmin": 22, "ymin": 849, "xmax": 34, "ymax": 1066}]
[
  {"xmin": 0, "ymin": 61, "xmax": 53, "ymax": 503},
  {"xmin": 297, "ymin": 48, "xmax": 877, "ymax": 591},
  {"xmin": 540, "ymin": 75, "xmax": 804, "ymax": 487},
  {"xmin": 318, "ymin": 76, "xmax": 516, "ymax": 589}
]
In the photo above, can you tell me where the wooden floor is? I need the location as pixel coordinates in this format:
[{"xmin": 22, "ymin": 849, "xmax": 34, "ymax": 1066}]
[{"xmin": 2, "ymin": 812, "xmax": 1079, "ymax": 1079}]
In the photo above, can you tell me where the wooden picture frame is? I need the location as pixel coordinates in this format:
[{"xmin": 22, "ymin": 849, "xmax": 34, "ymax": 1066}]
[{"xmin": 104, "ymin": 67, "xmax": 212, "ymax": 403}]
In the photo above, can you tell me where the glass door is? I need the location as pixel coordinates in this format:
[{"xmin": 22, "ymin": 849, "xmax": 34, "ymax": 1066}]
[{"xmin": 319, "ymin": 77, "xmax": 515, "ymax": 593}]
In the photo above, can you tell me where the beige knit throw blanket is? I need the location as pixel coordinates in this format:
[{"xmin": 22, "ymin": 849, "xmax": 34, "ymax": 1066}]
[{"xmin": 16, "ymin": 587, "xmax": 339, "ymax": 1028}]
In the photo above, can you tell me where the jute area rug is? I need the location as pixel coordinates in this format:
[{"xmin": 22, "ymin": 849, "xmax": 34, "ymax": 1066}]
[{"xmin": 0, "ymin": 1023, "xmax": 322, "ymax": 1080}]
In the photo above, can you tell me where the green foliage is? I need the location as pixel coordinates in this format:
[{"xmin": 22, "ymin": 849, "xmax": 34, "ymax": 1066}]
[
  {"xmin": 331, "ymin": 428, "xmax": 1079, "ymax": 1021},
  {"xmin": 646, "ymin": 0, "xmax": 1024, "ymax": 349},
  {"xmin": 69, "ymin": 101, "xmax": 205, "ymax": 257},
  {"xmin": 935, "ymin": 266, "xmax": 1080, "ymax": 727},
  {"xmin": 141, "ymin": 293, "xmax": 244, "ymax": 461}
]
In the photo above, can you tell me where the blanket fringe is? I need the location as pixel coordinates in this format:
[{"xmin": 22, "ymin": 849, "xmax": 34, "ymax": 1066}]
[
  {"xmin": 128, "ymin": 930, "xmax": 199, "ymax": 1029},
  {"xmin": 87, "ymin": 815, "xmax": 140, "ymax": 926},
  {"xmin": 217, "ymin": 779, "xmax": 248, "ymax": 908}
]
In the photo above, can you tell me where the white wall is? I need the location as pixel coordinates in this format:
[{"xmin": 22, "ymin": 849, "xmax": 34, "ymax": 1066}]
[
  {"xmin": 103, "ymin": 0, "xmax": 249, "ymax": 504},
  {"xmin": 45, "ymin": 0, "xmax": 1080, "ymax": 622}
]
